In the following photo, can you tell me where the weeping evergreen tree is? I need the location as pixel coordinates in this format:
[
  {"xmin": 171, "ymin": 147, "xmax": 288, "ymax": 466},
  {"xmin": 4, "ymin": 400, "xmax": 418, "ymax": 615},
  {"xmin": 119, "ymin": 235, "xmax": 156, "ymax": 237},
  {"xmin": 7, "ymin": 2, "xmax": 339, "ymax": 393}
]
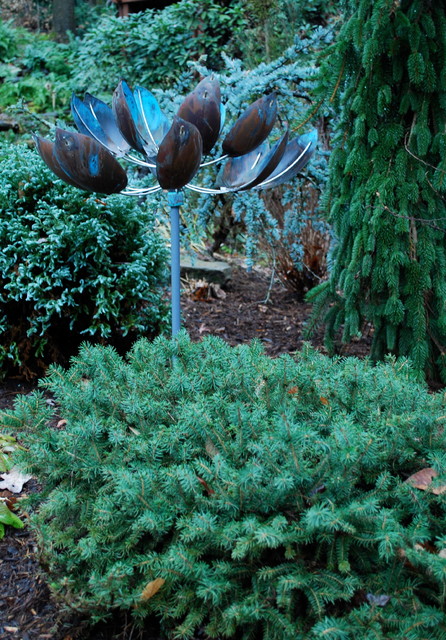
[{"xmin": 309, "ymin": 0, "xmax": 446, "ymax": 384}]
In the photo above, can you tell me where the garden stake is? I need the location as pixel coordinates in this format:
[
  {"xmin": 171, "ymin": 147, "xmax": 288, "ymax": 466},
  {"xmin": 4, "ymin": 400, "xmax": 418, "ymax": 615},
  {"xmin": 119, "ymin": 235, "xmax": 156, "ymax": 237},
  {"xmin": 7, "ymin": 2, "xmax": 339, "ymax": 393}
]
[{"xmin": 168, "ymin": 190, "xmax": 183, "ymax": 336}]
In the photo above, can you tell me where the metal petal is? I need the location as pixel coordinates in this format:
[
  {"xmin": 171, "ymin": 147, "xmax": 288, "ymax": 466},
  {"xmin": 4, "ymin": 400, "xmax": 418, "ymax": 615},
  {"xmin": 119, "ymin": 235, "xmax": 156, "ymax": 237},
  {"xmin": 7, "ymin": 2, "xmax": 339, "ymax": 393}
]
[
  {"xmin": 217, "ymin": 130, "xmax": 289, "ymax": 191},
  {"xmin": 133, "ymin": 85, "xmax": 170, "ymax": 154},
  {"xmin": 112, "ymin": 80, "xmax": 147, "ymax": 154},
  {"xmin": 177, "ymin": 76, "xmax": 221, "ymax": 155},
  {"xmin": 156, "ymin": 116, "xmax": 202, "ymax": 190},
  {"xmin": 38, "ymin": 128, "xmax": 128, "ymax": 194},
  {"xmin": 34, "ymin": 135, "xmax": 89, "ymax": 190},
  {"xmin": 71, "ymin": 94, "xmax": 125, "ymax": 157},
  {"xmin": 255, "ymin": 129, "xmax": 317, "ymax": 189},
  {"xmin": 222, "ymin": 93, "xmax": 277, "ymax": 157},
  {"xmin": 83, "ymin": 93, "xmax": 130, "ymax": 156}
]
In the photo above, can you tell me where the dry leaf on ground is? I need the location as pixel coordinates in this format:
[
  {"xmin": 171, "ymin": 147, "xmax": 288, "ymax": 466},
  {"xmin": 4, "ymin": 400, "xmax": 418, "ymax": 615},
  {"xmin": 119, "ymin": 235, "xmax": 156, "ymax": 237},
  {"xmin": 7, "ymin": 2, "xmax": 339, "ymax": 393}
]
[
  {"xmin": 405, "ymin": 468, "xmax": 446, "ymax": 495},
  {"xmin": 0, "ymin": 467, "xmax": 32, "ymax": 493},
  {"xmin": 140, "ymin": 578, "xmax": 165, "ymax": 601}
]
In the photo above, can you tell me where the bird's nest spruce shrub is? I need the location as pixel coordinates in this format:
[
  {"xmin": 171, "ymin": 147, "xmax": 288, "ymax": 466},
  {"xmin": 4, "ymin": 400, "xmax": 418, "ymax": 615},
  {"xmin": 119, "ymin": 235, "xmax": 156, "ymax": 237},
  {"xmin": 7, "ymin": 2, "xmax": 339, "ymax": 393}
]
[
  {"xmin": 6, "ymin": 333, "xmax": 446, "ymax": 639},
  {"xmin": 0, "ymin": 141, "xmax": 168, "ymax": 377}
]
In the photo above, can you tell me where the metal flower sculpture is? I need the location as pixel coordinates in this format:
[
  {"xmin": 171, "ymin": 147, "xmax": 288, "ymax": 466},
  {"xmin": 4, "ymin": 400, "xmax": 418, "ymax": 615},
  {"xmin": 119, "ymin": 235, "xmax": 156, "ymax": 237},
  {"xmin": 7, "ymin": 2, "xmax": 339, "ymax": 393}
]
[{"xmin": 35, "ymin": 76, "xmax": 317, "ymax": 336}]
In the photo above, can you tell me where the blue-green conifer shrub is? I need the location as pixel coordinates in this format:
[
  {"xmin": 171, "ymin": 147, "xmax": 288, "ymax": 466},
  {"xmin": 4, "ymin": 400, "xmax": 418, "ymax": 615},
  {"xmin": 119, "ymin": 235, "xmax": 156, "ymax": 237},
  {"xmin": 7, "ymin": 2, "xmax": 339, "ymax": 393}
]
[
  {"xmin": 9, "ymin": 333, "xmax": 446, "ymax": 638},
  {"xmin": 0, "ymin": 142, "xmax": 168, "ymax": 376}
]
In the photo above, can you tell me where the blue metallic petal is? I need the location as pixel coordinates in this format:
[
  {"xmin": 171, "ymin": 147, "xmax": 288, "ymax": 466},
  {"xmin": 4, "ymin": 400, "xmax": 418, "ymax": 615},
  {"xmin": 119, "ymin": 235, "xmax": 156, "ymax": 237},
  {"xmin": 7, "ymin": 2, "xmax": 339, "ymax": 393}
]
[
  {"xmin": 71, "ymin": 94, "xmax": 124, "ymax": 157},
  {"xmin": 133, "ymin": 86, "xmax": 170, "ymax": 154},
  {"xmin": 255, "ymin": 129, "xmax": 317, "ymax": 189},
  {"xmin": 219, "ymin": 102, "xmax": 226, "ymax": 133},
  {"xmin": 84, "ymin": 93, "xmax": 130, "ymax": 157},
  {"xmin": 216, "ymin": 131, "xmax": 288, "ymax": 192}
]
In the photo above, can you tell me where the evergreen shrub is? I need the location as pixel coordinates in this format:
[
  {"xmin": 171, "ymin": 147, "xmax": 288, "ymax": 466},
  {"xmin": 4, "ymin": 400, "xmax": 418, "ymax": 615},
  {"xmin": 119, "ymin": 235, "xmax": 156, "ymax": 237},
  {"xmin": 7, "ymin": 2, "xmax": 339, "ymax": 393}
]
[
  {"xmin": 0, "ymin": 19, "xmax": 72, "ymax": 113},
  {"xmin": 70, "ymin": 0, "xmax": 246, "ymax": 96},
  {"xmin": 9, "ymin": 333, "xmax": 446, "ymax": 639},
  {"xmin": 309, "ymin": 0, "xmax": 446, "ymax": 384},
  {"xmin": 0, "ymin": 141, "xmax": 168, "ymax": 376}
]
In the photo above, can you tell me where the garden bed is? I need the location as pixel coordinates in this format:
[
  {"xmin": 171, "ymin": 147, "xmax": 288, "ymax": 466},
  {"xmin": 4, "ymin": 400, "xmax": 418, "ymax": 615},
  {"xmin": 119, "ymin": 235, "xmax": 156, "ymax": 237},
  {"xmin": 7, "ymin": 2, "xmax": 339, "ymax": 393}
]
[{"xmin": 1, "ymin": 265, "xmax": 374, "ymax": 640}]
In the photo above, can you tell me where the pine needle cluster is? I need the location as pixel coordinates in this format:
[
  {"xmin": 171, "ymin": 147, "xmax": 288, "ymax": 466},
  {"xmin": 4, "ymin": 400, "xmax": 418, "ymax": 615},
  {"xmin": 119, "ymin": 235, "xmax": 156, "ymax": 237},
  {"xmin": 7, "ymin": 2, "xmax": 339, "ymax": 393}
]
[
  {"xmin": 309, "ymin": 0, "xmax": 446, "ymax": 384},
  {"xmin": 6, "ymin": 334, "xmax": 446, "ymax": 639}
]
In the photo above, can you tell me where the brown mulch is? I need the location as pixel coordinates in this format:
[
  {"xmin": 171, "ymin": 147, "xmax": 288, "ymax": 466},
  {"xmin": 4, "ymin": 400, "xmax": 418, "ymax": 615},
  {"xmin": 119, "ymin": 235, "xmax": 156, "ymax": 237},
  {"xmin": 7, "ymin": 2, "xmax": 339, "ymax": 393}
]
[
  {"xmin": 0, "ymin": 265, "xmax": 372, "ymax": 640},
  {"xmin": 182, "ymin": 264, "xmax": 372, "ymax": 358}
]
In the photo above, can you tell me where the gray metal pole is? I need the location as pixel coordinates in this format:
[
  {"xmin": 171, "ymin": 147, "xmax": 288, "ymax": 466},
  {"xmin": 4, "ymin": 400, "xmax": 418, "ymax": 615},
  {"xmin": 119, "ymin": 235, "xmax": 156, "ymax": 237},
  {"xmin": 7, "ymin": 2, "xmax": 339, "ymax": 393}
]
[{"xmin": 168, "ymin": 190, "xmax": 184, "ymax": 336}]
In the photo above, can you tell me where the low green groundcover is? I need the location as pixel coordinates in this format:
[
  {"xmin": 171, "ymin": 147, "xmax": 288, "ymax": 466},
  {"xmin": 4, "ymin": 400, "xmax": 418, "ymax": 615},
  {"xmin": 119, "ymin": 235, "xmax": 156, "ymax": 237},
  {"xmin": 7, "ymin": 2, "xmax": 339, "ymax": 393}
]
[{"xmin": 6, "ymin": 334, "xmax": 446, "ymax": 639}]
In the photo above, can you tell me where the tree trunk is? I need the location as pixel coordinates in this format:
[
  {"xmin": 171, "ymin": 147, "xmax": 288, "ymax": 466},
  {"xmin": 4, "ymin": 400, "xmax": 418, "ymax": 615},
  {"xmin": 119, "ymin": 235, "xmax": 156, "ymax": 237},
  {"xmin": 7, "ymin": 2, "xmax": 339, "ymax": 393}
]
[{"xmin": 53, "ymin": 0, "xmax": 76, "ymax": 41}]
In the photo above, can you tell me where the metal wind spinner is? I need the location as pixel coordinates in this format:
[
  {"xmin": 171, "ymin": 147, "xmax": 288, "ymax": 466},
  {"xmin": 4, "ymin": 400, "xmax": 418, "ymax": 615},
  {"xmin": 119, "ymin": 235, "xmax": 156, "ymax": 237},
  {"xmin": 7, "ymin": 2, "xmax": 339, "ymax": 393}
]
[{"xmin": 35, "ymin": 76, "xmax": 317, "ymax": 336}]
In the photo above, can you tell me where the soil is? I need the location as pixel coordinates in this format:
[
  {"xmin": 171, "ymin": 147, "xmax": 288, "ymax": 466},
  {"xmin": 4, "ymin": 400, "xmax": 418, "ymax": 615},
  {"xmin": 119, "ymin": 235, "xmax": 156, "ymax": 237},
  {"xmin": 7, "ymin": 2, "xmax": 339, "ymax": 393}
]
[{"xmin": 0, "ymin": 265, "xmax": 372, "ymax": 640}]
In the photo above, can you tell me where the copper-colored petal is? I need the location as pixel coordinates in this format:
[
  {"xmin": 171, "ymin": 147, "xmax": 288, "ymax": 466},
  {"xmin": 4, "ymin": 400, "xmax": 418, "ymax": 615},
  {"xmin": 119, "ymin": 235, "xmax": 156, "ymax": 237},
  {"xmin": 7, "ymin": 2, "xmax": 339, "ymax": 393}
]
[
  {"xmin": 156, "ymin": 116, "xmax": 202, "ymax": 190},
  {"xmin": 177, "ymin": 76, "xmax": 221, "ymax": 155},
  {"xmin": 50, "ymin": 128, "xmax": 127, "ymax": 194},
  {"xmin": 34, "ymin": 135, "xmax": 89, "ymax": 190},
  {"xmin": 222, "ymin": 93, "xmax": 277, "ymax": 157},
  {"xmin": 112, "ymin": 80, "xmax": 146, "ymax": 153}
]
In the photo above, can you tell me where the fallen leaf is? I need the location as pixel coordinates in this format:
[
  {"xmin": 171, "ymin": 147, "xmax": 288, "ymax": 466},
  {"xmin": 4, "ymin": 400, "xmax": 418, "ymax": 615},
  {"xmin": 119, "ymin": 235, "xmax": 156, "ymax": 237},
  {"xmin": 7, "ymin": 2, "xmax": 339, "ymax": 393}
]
[
  {"xmin": 405, "ymin": 468, "xmax": 446, "ymax": 495},
  {"xmin": 192, "ymin": 285, "xmax": 210, "ymax": 301},
  {"xmin": 0, "ymin": 467, "xmax": 32, "ymax": 493},
  {"xmin": 197, "ymin": 476, "xmax": 215, "ymax": 495},
  {"xmin": 140, "ymin": 578, "xmax": 165, "ymax": 601},
  {"xmin": 0, "ymin": 490, "xmax": 17, "ymax": 511},
  {"xmin": 56, "ymin": 419, "xmax": 67, "ymax": 429},
  {"xmin": 210, "ymin": 283, "xmax": 226, "ymax": 300},
  {"xmin": 320, "ymin": 396, "xmax": 329, "ymax": 406},
  {"xmin": 288, "ymin": 386, "xmax": 299, "ymax": 396}
]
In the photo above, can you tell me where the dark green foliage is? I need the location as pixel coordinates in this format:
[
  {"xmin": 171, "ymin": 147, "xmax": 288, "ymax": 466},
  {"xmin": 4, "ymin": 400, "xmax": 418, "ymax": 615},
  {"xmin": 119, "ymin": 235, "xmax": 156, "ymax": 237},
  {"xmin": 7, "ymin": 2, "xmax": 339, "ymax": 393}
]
[
  {"xmin": 70, "ymin": 0, "xmax": 247, "ymax": 95},
  {"xmin": 0, "ymin": 141, "xmax": 168, "ymax": 376},
  {"xmin": 0, "ymin": 19, "xmax": 72, "ymax": 113},
  {"xmin": 309, "ymin": 0, "xmax": 446, "ymax": 383},
  {"xmin": 10, "ymin": 333, "xmax": 446, "ymax": 638}
]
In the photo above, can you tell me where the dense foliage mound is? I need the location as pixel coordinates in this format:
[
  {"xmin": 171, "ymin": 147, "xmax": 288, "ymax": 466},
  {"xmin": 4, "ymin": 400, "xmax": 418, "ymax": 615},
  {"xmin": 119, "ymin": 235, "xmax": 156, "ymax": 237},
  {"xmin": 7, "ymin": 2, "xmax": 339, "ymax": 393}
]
[
  {"xmin": 0, "ymin": 142, "xmax": 168, "ymax": 376},
  {"xmin": 8, "ymin": 334, "xmax": 446, "ymax": 639}
]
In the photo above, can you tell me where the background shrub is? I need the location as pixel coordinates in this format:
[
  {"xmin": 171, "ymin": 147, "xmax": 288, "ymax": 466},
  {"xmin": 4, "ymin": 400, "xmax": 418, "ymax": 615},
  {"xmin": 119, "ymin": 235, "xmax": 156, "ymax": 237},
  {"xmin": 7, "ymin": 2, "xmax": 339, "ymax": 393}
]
[
  {"xmin": 9, "ymin": 334, "xmax": 446, "ymax": 638},
  {"xmin": 69, "ymin": 0, "xmax": 247, "ymax": 96},
  {"xmin": 0, "ymin": 141, "xmax": 168, "ymax": 377},
  {"xmin": 0, "ymin": 19, "xmax": 72, "ymax": 113}
]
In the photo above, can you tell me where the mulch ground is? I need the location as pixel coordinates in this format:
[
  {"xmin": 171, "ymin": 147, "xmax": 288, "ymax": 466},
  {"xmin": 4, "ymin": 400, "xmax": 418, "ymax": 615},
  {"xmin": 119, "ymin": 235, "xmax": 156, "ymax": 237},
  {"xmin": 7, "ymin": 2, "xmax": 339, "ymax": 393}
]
[{"xmin": 0, "ymin": 265, "xmax": 372, "ymax": 640}]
